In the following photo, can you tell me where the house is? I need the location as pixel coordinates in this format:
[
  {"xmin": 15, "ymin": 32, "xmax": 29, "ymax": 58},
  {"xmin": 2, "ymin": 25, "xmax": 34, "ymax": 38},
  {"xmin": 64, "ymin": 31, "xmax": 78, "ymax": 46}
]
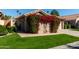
[
  {"xmin": 59, "ymin": 14, "xmax": 79, "ymax": 28},
  {"xmin": 15, "ymin": 9, "xmax": 64, "ymax": 34},
  {"xmin": 0, "ymin": 11, "xmax": 14, "ymax": 27},
  {"xmin": 0, "ymin": 17, "xmax": 14, "ymax": 27}
]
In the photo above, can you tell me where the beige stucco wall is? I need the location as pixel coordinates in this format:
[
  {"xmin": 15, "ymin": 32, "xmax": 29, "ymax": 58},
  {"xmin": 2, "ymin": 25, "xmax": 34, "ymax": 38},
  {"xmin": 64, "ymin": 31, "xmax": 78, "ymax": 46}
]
[
  {"xmin": 38, "ymin": 21, "xmax": 63, "ymax": 34},
  {"xmin": 76, "ymin": 17, "xmax": 79, "ymax": 23},
  {"xmin": 0, "ymin": 20, "xmax": 4, "ymax": 25},
  {"xmin": 75, "ymin": 17, "xmax": 79, "ymax": 28},
  {"xmin": 57, "ymin": 21, "xmax": 64, "ymax": 32},
  {"xmin": 11, "ymin": 20, "xmax": 15, "ymax": 26},
  {"xmin": 38, "ymin": 23, "xmax": 50, "ymax": 34}
]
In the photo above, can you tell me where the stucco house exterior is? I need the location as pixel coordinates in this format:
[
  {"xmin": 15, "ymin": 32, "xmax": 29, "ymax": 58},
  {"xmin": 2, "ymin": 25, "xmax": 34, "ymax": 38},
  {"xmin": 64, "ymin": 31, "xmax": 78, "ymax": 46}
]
[
  {"xmin": 0, "ymin": 17, "xmax": 15, "ymax": 27},
  {"xmin": 0, "ymin": 12, "xmax": 14, "ymax": 27},
  {"xmin": 15, "ymin": 9, "xmax": 64, "ymax": 34},
  {"xmin": 60, "ymin": 14, "xmax": 79, "ymax": 28},
  {"xmin": 15, "ymin": 10, "xmax": 79, "ymax": 34}
]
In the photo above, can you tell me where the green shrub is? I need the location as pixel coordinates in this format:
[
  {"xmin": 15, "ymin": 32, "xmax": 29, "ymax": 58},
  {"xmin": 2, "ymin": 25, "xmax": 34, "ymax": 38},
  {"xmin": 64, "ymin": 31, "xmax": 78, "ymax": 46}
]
[
  {"xmin": 6, "ymin": 26, "xmax": 17, "ymax": 33},
  {"xmin": 68, "ymin": 24, "xmax": 71, "ymax": 29},
  {"xmin": 71, "ymin": 25, "xmax": 76, "ymax": 29},
  {"xmin": 64, "ymin": 24, "xmax": 68, "ymax": 29},
  {"xmin": 50, "ymin": 18, "xmax": 60, "ymax": 33},
  {"xmin": 27, "ymin": 15, "xmax": 39, "ymax": 33},
  {"xmin": 0, "ymin": 25, "xmax": 8, "ymax": 36},
  {"xmin": 64, "ymin": 23, "xmax": 71, "ymax": 29}
]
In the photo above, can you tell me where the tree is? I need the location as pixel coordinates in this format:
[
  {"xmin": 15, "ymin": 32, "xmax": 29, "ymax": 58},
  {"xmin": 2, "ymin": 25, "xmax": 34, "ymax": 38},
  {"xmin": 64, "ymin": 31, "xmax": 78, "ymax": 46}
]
[
  {"xmin": 16, "ymin": 10, "xmax": 19, "ymax": 13},
  {"xmin": 2, "ymin": 15, "xmax": 11, "ymax": 20},
  {"xmin": 50, "ymin": 9, "xmax": 60, "ymax": 16},
  {"xmin": 47, "ymin": 11, "xmax": 49, "ymax": 13},
  {"xmin": 0, "ymin": 12, "xmax": 3, "ymax": 17},
  {"xmin": 0, "ymin": 12, "xmax": 4, "ymax": 19},
  {"xmin": 19, "ymin": 12, "xmax": 21, "ymax": 15}
]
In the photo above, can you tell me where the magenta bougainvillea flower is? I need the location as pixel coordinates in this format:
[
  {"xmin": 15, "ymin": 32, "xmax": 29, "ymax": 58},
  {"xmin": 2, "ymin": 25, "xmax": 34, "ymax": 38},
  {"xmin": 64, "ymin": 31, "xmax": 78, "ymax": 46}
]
[
  {"xmin": 40, "ymin": 15, "xmax": 55, "ymax": 22},
  {"xmin": 28, "ymin": 14, "xmax": 56, "ymax": 23}
]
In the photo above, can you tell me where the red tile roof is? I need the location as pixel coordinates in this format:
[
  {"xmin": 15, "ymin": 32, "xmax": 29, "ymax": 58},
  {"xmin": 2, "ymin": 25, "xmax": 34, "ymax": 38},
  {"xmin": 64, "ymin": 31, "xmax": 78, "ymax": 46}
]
[{"xmin": 59, "ymin": 14, "xmax": 79, "ymax": 21}]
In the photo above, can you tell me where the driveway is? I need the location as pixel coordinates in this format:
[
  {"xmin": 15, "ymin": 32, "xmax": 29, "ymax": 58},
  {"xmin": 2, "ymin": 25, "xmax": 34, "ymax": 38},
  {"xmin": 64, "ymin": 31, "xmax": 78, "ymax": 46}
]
[{"xmin": 50, "ymin": 41, "xmax": 79, "ymax": 49}]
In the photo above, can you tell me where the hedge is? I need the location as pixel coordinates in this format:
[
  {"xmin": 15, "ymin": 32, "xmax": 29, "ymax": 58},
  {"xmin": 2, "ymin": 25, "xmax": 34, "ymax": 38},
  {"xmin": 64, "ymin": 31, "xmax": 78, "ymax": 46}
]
[{"xmin": 6, "ymin": 26, "xmax": 17, "ymax": 33}]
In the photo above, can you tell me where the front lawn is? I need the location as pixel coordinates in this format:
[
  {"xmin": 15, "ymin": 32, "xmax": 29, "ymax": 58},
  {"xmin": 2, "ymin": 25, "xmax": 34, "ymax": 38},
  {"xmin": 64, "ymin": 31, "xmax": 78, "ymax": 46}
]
[{"xmin": 0, "ymin": 33, "xmax": 79, "ymax": 49}]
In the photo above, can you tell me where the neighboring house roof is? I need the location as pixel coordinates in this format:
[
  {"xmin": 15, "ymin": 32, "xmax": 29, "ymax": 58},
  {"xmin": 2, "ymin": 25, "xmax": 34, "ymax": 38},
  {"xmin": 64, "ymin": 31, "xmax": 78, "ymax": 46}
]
[
  {"xmin": 59, "ymin": 14, "xmax": 79, "ymax": 21},
  {"xmin": 4, "ymin": 20, "xmax": 11, "ymax": 26}
]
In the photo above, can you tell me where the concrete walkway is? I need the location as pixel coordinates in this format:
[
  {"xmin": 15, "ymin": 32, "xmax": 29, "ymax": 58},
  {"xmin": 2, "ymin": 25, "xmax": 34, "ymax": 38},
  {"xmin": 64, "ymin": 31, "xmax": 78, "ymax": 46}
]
[
  {"xmin": 18, "ymin": 29, "xmax": 79, "ymax": 37},
  {"xmin": 61, "ymin": 29, "xmax": 79, "ymax": 37},
  {"xmin": 18, "ymin": 32, "xmax": 62, "ymax": 37}
]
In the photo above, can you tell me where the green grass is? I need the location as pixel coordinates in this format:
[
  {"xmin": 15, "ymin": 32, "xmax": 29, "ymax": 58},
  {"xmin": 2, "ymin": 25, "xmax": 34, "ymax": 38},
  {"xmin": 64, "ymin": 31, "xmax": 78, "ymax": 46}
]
[{"xmin": 0, "ymin": 33, "xmax": 79, "ymax": 49}]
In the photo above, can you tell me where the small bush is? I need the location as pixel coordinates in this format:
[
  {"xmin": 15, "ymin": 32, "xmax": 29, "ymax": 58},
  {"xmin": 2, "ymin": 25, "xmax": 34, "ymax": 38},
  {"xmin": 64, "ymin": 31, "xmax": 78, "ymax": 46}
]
[
  {"xmin": 0, "ymin": 25, "xmax": 8, "ymax": 36},
  {"xmin": 64, "ymin": 23, "xmax": 72, "ymax": 29},
  {"xmin": 64, "ymin": 24, "xmax": 68, "ymax": 29},
  {"xmin": 68, "ymin": 24, "xmax": 71, "ymax": 29},
  {"xmin": 6, "ymin": 26, "xmax": 16, "ymax": 33}
]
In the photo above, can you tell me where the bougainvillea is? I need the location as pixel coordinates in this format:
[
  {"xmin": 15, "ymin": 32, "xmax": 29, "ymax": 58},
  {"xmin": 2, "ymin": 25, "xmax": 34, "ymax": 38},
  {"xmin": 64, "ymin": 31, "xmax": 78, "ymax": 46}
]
[
  {"xmin": 28, "ymin": 14, "xmax": 56, "ymax": 23},
  {"xmin": 40, "ymin": 15, "xmax": 55, "ymax": 23},
  {"xmin": 27, "ymin": 14, "xmax": 60, "ymax": 33}
]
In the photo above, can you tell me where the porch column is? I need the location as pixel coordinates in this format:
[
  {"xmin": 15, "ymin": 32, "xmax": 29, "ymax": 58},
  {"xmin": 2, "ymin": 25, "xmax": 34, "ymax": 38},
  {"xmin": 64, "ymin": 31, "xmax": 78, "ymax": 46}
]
[
  {"xmin": 63, "ymin": 21, "xmax": 64, "ymax": 29},
  {"xmin": 24, "ymin": 16, "xmax": 27, "ymax": 32},
  {"xmin": 61, "ymin": 21, "xmax": 64, "ymax": 29},
  {"xmin": 57, "ymin": 21, "xmax": 62, "ymax": 32},
  {"xmin": 47, "ymin": 23, "xmax": 50, "ymax": 33},
  {"xmin": 57, "ymin": 20, "xmax": 64, "ymax": 32},
  {"xmin": 38, "ymin": 23, "xmax": 43, "ymax": 34}
]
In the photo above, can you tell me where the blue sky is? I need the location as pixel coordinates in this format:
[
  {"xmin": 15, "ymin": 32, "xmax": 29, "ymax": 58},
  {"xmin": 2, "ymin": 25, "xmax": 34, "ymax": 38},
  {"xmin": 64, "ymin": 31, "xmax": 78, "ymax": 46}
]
[{"xmin": 2, "ymin": 9, "xmax": 79, "ymax": 17}]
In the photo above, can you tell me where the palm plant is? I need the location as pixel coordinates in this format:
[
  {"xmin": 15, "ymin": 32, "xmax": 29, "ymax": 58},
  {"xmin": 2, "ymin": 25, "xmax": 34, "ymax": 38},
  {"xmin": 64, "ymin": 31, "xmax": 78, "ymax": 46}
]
[
  {"xmin": 16, "ymin": 10, "xmax": 22, "ymax": 15},
  {"xmin": 16, "ymin": 10, "xmax": 19, "ymax": 16},
  {"xmin": 19, "ymin": 12, "xmax": 21, "ymax": 15}
]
